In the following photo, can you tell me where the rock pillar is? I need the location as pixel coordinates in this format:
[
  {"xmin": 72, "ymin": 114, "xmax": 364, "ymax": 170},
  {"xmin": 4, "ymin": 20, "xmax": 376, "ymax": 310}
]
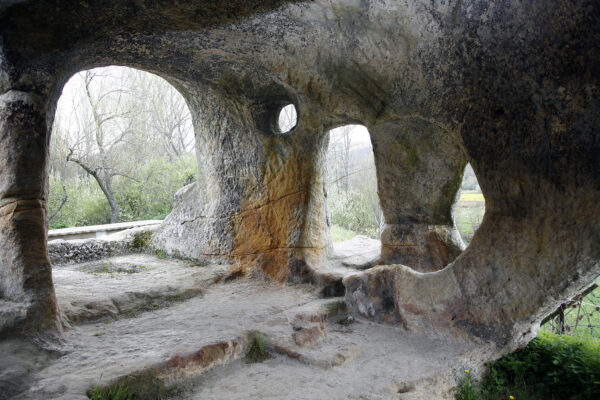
[
  {"xmin": 0, "ymin": 86, "xmax": 59, "ymax": 335},
  {"xmin": 370, "ymin": 118, "xmax": 467, "ymax": 271},
  {"xmin": 155, "ymin": 86, "xmax": 329, "ymax": 282}
]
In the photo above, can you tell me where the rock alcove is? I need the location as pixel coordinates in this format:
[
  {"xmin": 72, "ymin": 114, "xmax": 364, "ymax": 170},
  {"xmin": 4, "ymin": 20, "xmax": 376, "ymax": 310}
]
[{"xmin": 0, "ymin": 1, "xmax": 598, "ymax": 398}]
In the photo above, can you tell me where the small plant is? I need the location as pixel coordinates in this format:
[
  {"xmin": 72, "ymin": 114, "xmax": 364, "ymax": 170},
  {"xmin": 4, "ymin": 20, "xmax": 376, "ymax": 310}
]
[
  {"xmin": 99, "ymin": 262, "xmax": 112, "ymax": 273},
  {"xmin": 131, "ymin": 231, "xmax": 152, "ymax": 250},
  {"xmin": 87, "ymin": 372, "xmax": 167, "ymax": 400},
  {"xmin": 89, "ymin": 380, "xmax": 130, "ymax": 400},
  {"xmin": 245, "ymin": 331, "xmax": 270, "ymax": 363},
  {"xmin": 455, "ymin": 370, "xmax": 478, "ymax": 400},
  {"xmin": 154, "ymin": 249, "xmax": 169, "ymax": 259}
]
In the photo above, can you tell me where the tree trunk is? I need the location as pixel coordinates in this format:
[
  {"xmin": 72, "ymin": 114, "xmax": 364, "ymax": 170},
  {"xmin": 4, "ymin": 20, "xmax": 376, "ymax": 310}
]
[
  {"xmin": 68, "ymin": 156, "xmax": 120, "ymax": 224},
  {"xmin": 100, "ymin": 176, "xmax": 119, "ymax": 223},
  {"xmin": 106, "ymin": 190, "xmax": 119, "ymax": 224}
]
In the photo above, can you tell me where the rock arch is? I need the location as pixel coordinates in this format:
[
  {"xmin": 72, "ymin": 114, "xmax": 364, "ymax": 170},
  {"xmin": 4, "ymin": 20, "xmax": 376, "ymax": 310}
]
[{"xmin": 0, "ymin": 0, "xmax": 597, "ymax": 357}]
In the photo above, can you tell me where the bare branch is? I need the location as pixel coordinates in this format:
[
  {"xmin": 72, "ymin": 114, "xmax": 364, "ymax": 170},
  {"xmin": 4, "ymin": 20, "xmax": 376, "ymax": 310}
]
[{"xmin": 49, "ymin": 185, "xmax": 68, "ymax": 222}]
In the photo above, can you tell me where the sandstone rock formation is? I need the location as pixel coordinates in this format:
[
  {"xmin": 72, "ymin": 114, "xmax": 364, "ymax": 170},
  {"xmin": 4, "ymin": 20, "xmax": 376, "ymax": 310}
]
[{"xmin": 0, "ymin": 0, "xmax": 598, "ymax": 364}]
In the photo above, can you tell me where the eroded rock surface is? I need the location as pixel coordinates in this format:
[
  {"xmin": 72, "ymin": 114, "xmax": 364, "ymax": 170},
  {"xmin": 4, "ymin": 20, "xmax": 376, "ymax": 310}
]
[
  {"xmin": 5, "ymin": 269, "xmax": 483, "ymax": 400},
  {"xmin": 53, "ymin": 254, "xmax": 228, "ymax": 324},
  {"xmin": 0, "ymin": 0, "xmax": 599, "ymax": 397},
  {"xmin": 329, "ymin": 235, "xmax": 381, "ymax": 270}
]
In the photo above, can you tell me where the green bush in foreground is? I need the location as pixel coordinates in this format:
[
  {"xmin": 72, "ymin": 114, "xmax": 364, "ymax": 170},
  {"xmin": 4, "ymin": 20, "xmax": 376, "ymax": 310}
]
[
  {"xmin": 456, "ymin": 331, "xmax": 600, "ymax": 400},
  {"xmin": 131, "ymin": 231, "xmax": 152, "ymax": 250},
  {"xmin": 245, "ymin": 331, "xmax": 270, "ymax": 363},
  {"xmin": 88, "ymin": 372, "xmax": 167, "ymax": 400},
  {"xmin": 89, "ymin": 381, "xmax": 130, "ymax": 400}
]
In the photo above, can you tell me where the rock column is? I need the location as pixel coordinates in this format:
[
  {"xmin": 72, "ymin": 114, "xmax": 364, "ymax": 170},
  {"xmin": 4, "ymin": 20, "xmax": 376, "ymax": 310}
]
[
  {"xmin": 370, "ymin": 118, "xmax": 467, "ymax": 271},
  {"xmin": 0, "ymin": 84, "xmax": 59, "ymax": 335},
  {"xmin": 155, "ymin": 86, "xmax": 329, "ymax": 282}
]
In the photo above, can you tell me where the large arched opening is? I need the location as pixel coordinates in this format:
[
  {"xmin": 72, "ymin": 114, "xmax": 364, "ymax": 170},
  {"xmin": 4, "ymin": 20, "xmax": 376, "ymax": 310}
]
[
  {"xmin": 324, "ymin": 124, "xmax": 383, "ymax": 270},
  {"xmin": 325, "ymin": 124, "xmax": 381, "ymax": 241},
  {"xmin": 48, "ymin": 66, "xmax": 196, "ymax": 232},
  {"xmin": 47, "ymin": 66, "xmax": 203, "ymax": 324}
]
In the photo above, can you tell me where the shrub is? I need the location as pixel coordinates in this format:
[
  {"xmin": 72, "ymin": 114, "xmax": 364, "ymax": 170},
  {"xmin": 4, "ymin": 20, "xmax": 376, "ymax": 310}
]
[
  {"xmin": 49, "ymin": 153, "xmax": 197, "ymax": 229},
  {"xmin": 87, "ymin": 372, "xmax": 167, "ymax": 400},
  {"xmin": 115, "ymin": 154, "xmax": 197, "ymax": 222},
  {"xmin": 245, "ymin": 331, "xmax": 270, "ymax": 363},
  {"xmin": 482, "ymin": 332, "xmax": 600, "ymax": 399},
  {"xmin": 131, "ymin": 231, "xmax": 152, "ymax": 250},
  {"xmin": 456, "ymin": 331, "xmax": 600, "ymax": 400},
  {"xmin": 329, "ymin": 191, "xmax": 379, "ymax": 239},
  {"xmin": 154, "ymin": 249, "xmax": 168, "ymax": 259}
]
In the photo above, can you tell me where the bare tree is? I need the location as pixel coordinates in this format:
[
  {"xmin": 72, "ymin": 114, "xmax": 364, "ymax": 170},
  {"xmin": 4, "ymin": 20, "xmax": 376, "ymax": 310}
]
[
  {"xmin": 60, "ymin": 70, "xmax": 139, "ymax": 223},
  {"xmin": 325, "ymin": 125, "xmax": 384, "ymax": 239},
  {"xmin": 50, "ymin": 66, "xmax": 196, "ymax": 226},
  {"xmin": 328, "ymin": 125, "xmax": 354, "ymax": 194},
  {"xmin": 355, "ymin": 158, "xmax": 384, "ymax": 239},
  {"xmin": 133, "ymin": 72, "xmax": 194, "ymax": 161},
  {"xmin": 48, "ymin": 184, "xmax": 68, "ymax": 222}
]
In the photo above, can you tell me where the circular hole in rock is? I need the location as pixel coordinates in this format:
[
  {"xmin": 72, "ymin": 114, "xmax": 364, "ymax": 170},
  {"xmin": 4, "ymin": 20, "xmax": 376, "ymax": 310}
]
[{"xmin": 276, "ymin": 104, "xmax": 297, "ymax": 134}]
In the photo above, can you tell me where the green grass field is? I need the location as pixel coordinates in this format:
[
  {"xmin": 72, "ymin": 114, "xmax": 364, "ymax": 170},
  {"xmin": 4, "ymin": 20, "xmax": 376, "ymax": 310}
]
[
  {"xmin": 331, "ymin": 225, "xmax": 357, "ymax": 242},
  {"xmin": 454, "ymin": 190, "xmax": 485, "ymax": 244},
  {"xmin": 332, "ymin": 189, "xmax": 487, "ymax": 244},
  {"xmin": 541, "ymin": 278, "xmax": 600, "ymax": 340},
  {"xmin": 459, "ymin": 190, "xmax": 485, "ymax": 203},
  {"xmin": 454, "ymin": 204, "xmax": 485, "ymax": 245}
]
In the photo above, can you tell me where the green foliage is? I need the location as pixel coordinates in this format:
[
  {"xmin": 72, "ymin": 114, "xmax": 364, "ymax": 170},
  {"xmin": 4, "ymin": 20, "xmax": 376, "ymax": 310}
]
[
  {"xmin": 325, "ymin": 128, "xmax": 382, "ymax": 241},
  {"xmin": 131, "ymin": 231, "xmax": 152, "ymax": 250},
  {"xmin": 48, "ymin": 175, "xmax": 111, "ymax": 229},
  {"xmin": 89, "ymin": 381, "xmax": 130, "ymax": 400},
  {"xmin": 455, "ymin": 332, "xmax": 600, "ymax": 400},
  {"xmin": 87, "ymin": 373, "xmax": 167, "ymax": 400},
  {"xmin": 49, "ymin": 154, "xmax": 197, "ymax": 229},
  {"xmin": 245, "ymin": 332, "xmax": 270, "ymax": 363},
  {"xmin": 486, "ymin": 332, "xmax": 599, "ymax": 399},
  {"xmin": 89, "ymin": 386, "xmax": 131, "ymax": 400},
  {"xmin": 154, "ymin": 249, "xmax": 168, "ymax": 259},
  {"xmin": 455, "ymin": 371, "xmax": 477, "ymax": 400},
  {"xmin": 331, "ymin": 224, "xmax": 357, "ymax": 242},
  {"xmin": 115, "ymin": 155, "xmax": 197, "ymax": 222},
  {"xmin": 329, "ymin": 190, "xmax": 380, "ymax": 239}
]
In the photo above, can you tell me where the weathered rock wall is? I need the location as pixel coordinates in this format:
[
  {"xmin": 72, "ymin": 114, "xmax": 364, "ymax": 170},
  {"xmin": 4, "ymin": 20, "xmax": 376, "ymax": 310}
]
[
  {"xmin": 0, "ymin": 0, "xmax": 597, "ymax": 354},
  {"xmin": 153, "ymin": 85, "xmax": 330, "ymax": 281},
  {"xmin": 370, "ymin": 118, "xmax": 466, "ymax": 271}
]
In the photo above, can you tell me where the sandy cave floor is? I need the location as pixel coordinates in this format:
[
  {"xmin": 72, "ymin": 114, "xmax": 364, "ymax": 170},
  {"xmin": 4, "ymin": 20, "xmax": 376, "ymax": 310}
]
[{"xmin": 2, "ymin": 253, "xmax": 484, "ymax": 399}]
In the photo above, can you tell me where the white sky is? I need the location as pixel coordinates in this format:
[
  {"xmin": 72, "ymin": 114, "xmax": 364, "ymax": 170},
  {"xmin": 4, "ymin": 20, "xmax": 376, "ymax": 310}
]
[
  {"xmin": 57, "ymin": 67, "xmax": 373, "ymax": 151},
  {"xmin": 55, "ymin": 66, "xmax": 135, "ymax": 137},
  {"xmin": 329, "ymin": 124, "xmax": 372, "ymax": 149}
]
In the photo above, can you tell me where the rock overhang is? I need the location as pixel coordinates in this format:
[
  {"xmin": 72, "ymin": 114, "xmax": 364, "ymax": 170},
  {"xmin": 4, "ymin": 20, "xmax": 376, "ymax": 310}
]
[{"xmin": 0, "ymin": 0, "xmax": 597, "ymax": 359}]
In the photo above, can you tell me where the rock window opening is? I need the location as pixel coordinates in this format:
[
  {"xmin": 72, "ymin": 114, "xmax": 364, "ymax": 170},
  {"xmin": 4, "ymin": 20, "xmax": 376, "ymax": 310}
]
[
  {"xmin": 48, "ymin": 66, "xmax": 196, "ymax": 238},
  {"xmin": 453, "ymin": 163, "xmax": 485, "ymax": 245},
  {"xmin": 276, "ymin": 103, "xmax": 297, "ymax": 134},
  {"xmin": 325, "ymin": 124, "xmax": 383, "ymax": 243}
]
